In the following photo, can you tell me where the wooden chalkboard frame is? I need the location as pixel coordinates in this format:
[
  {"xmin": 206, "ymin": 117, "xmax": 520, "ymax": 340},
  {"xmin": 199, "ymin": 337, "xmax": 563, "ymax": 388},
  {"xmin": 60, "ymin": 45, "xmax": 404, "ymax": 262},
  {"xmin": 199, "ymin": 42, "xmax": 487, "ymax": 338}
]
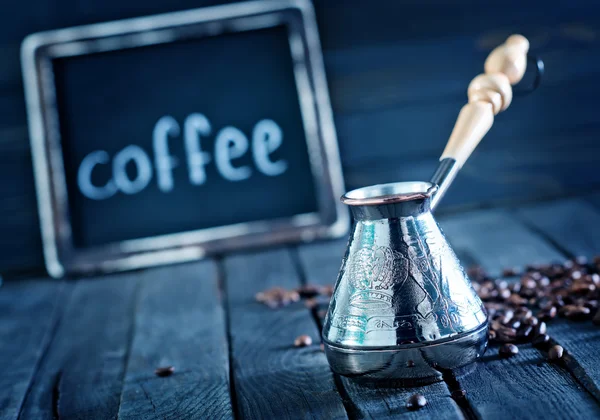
[{"xmin": 21, "ymin": 0, "xmax": 348, "ymax": 278}]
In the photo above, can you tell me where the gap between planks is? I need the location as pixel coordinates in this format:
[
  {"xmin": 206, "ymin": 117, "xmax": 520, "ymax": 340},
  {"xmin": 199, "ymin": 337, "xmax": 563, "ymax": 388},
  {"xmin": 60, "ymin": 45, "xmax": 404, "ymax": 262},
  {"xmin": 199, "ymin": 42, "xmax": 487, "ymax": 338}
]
[
  {"xmin": 13, "ymin": 280, "xmax": 72, "ymax": 420},
  {"xmin": 216, "ymin": 257, "xmax": 242, "ymax": 420}
]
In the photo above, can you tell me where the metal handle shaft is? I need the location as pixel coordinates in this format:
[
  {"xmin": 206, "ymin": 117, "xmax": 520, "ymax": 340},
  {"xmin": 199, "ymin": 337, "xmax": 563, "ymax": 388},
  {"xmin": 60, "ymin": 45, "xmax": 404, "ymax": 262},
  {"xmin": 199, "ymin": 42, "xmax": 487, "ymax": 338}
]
[{"xmin": 429, "ymin": 158, "xmax": 460, "ymax": 211}]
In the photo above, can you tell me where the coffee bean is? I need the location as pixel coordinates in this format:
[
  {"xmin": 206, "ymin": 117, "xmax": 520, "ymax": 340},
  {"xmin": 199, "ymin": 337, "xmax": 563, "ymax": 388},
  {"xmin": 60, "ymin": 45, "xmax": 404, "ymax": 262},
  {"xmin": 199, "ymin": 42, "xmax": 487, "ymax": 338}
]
[
  {"xmin": 502, "ymin": 267, "xmax": 518, "ymax": 277},
  {"xmin": 406, "ymin": 394, "xmax": 427, "ymax": 410},
  {"xmin": 507, "ymin": 294, "xmax": 527, "ymax": 306},
  {"xmin": 548, "ymin": 345, "xmax": 564, "ymax": 361},
  {"xmin": 521, "ymin": 276, "xmax": 537, "ymax": 289},
  {"xmin": 495, "ymin": 325, "xmax": 518, "ymax": 342},
  {"xmin": 533, "ymin": 321, "xmax": 547, "ymax": 336},
  {"xmin": 491, "ymin": 320, "xmax": 504, "ymax": 331},
  {"xmin": 532, "ymin": 334, "xmax": 550, "ymax": 349},
  {"xmin": 575, "ymin": 255, "xmax": 588, "ymax": 266},
  {"xmin": 565, "ymin": 306, "xmax": 591, "ymax": 321},
  {"xmin": 523, "ymin": 316, "xmax": 539, "ymax": 327},
  {"xmin": 296, "ymin": 284, "xmax": 321, "ymax": 299},
  {"xmin": 571, "ymin": 281, "xmax": 595, "ymax": 294},
  {"xmin": 482, "ymin": 279, "xmax": 495, "ymax": 289},
  {"xmin": 554, "ymin": 296, "xmax": 565, "ymax": 308},
  {"xmin": 499, "ymin": 289, "xmax": 512, "ymax": 300},
  {"xmin": 479, "ymin": 287, "xmax": 493, "ymax": 300},
  {"xmin": 287, "ymin": 290, "xmax": 301, "ymax": 302},
  {"xmin": 320, "ymin": 285, "xmax": 334, "ymax": 297},
  {"xmin": 496, "ymin": 279, "xmax": 509, "ymax": 289},
  {"xmin": 571, "ymin": 270, "xmax": 583, "ymax": 281},
  {"xmin": 510, "ymin": 320, "xmax": 522, "ymax": 329},
  {"xmin": 531, "ymin": 271, "xmax": 543, "ymax": 280},
  {"xmin": 515, "ymin": 307, "xmax": 533, "ymax": 319},
  {"xmin": 304, "ymin": 298, "xmax": 318, "ymax": 309},
  {"xmin": 564, "ymin": 260, "xmax": 575, "ymax": 270},
  {"xmin": 539, "ymin": 299, "xmax": 554, "ymax": 311},
  {"xmin": 155, "ymin": 366, "xmax": 175, "ymax": 377},
  {"xmin": 499, "ymin": 343, "xmax": 519, "ymax": 358},
  {"xmin": 538, "ymin": 306, "xmax": 557, "ymax": 321},
  {"xmin": 407, "ymin": 360, "xmax": 416, "ymax": 368},
  {"xmin": 517, "ymin": 325, "xmax": 533, "ymax": 341},
  {"xmin": 502, "ymin": 309, "xmax": 515, "ymax": 319},
  {"xmin": 294, "ymin": 335, "xmax": 313, "ymax": 347}
]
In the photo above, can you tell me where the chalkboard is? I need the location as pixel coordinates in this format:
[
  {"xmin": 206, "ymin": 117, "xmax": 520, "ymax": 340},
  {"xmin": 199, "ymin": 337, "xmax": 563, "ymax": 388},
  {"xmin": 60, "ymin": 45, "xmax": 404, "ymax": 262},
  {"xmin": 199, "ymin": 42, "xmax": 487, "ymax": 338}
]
[{"xmin": 22, "ymin": 0, "xmax": 348, "ymax": 278}]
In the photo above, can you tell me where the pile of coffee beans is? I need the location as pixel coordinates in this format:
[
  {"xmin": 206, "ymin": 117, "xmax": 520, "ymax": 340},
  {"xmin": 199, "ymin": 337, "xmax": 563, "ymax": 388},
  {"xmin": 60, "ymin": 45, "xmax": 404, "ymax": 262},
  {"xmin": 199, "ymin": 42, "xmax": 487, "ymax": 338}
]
[{"xmin": 468, "ymin": 255, "xmax": 600, "ymax": 358}]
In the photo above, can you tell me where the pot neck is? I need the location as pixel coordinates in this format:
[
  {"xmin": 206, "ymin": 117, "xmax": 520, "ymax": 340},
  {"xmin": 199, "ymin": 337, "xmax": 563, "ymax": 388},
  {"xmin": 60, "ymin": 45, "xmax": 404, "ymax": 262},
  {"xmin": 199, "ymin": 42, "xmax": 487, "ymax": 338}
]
[{"xmin": 350, "ymin": 198, "xmax": 432, "ymax": 221}]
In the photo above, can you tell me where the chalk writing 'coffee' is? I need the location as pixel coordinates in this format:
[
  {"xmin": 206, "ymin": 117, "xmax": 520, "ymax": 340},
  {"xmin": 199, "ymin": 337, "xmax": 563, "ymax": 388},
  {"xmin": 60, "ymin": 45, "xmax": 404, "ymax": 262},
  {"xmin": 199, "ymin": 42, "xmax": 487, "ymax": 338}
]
[{"xmin": 77, "ymin": 114, "xmax": 287, "ymax": 200}]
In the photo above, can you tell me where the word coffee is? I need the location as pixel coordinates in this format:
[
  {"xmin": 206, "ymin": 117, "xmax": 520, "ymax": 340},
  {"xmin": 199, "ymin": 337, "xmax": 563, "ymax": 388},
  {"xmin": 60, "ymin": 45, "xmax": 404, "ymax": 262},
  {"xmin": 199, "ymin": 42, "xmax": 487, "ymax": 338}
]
[{"xmin": 77, "ymin": 114, "xmax": 288, "ymax": 200}]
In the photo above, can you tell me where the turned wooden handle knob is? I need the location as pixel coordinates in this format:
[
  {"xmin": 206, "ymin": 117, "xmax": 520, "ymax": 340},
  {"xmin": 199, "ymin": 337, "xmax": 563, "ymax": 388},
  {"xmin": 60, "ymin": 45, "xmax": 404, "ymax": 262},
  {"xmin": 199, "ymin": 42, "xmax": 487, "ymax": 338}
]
[{"xmin": 441, "ymin": 34, "xmax": 530, "ymax": 166}]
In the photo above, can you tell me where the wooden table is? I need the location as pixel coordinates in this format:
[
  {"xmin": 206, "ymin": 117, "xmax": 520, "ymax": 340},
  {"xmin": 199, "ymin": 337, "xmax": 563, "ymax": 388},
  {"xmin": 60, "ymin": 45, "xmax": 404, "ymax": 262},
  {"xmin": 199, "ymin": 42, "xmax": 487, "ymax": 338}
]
[{"xmin": 2, "ymin": 193, "xmax": 600, "ymax": 420}]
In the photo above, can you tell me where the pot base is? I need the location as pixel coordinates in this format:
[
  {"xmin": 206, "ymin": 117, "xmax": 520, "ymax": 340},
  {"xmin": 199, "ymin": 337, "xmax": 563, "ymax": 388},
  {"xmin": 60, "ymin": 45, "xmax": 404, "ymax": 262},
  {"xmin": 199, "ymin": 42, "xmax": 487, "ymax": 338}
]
[{"xmin": 323, "ymin": 322, "xmax": 488, "ymax": 386}]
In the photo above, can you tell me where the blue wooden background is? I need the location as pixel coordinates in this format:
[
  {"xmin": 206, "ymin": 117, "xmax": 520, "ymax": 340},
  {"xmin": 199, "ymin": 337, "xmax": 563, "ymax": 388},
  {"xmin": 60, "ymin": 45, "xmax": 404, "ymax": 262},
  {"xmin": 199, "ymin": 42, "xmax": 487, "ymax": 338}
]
[{"xmin": 1, "ymin": 0, "xmax": 599, "ymax": 275}]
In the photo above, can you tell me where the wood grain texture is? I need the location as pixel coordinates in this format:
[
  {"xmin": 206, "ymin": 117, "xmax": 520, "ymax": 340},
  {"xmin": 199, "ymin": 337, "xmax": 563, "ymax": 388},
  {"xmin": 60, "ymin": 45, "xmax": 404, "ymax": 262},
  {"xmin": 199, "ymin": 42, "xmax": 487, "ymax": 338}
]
[
  {"xmin": 295, "ymin": 243, "xmax": 464, "ymax": 420},
  {"xmin": 0, "ymin": 279, "xmax": 68, "ymax": 420},
  {"xmin": 439, "ymin": 208, "xmax": 600, "ymax": 419},
  {"xmin": 117, "ymin": 261, "xmax": 233, "ymax": 419},
  {"xmin": 19, "ymin": 274, "xmax": 140, "ymax": 419},
  {"xmin": 223, "ymin": 248, "xmax": 348, "ymax": 419},
  {"xmin": 440, "ymin": 210, "xmax": 563, "ymax": 276},
  {"xmin": 516, "ymin": 198, "xmax": 600, "ymax": 402},
  {"xmin": 2, "ymin": 1, "xmax": 600, "ymax": 275},
  {"xmin": 518, "ymin": 197, "xmax": 600, "ymax": 258},
  {"xmin": 455, "ymin": 343, "xmax": 600, "ymax": 420}
]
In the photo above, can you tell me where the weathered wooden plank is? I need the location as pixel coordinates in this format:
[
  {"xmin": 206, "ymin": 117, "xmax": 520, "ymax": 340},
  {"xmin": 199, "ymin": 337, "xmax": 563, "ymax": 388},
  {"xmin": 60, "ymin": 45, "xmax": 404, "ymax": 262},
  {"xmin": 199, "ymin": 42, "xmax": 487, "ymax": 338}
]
[
  {"xmin": 440, "ymin": 210, "xmax": 563, "ymax": 275},
  {"xmin": 517, "ymin": 198, "xmax": 600, "ymax": 259},
  {"xmin": 224, "ymin": 248, "xmax": 348, "ymax": 420},
  {"xmin": 517, "ymin": 198, "xmax": 600, "ymax": 401},
  {"xmin": 439, "ymin": 209, "xmax": 600, "ymax": 419},
  {"xmin": 0, "ymin": 279, "xmax": 68, "ymax": 420},
  {"xmin": 117, "ymin": 261, "xmax": 233, "ymax": 419},
  {"xmin": 296, "ymin": 242, "xmax": 464, "ymax": 420},
  {"xmin": 19, "ymin": 273, "xmax": 140, "ymax": 419}
]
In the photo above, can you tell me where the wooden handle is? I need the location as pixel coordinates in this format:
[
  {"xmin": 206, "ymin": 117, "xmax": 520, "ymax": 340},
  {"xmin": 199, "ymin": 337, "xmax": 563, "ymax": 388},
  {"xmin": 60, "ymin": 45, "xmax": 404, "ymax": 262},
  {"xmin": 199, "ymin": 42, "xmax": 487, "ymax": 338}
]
[{"xmin": 441, "ymin": 35, "xmax": 529, "ymax": 166}]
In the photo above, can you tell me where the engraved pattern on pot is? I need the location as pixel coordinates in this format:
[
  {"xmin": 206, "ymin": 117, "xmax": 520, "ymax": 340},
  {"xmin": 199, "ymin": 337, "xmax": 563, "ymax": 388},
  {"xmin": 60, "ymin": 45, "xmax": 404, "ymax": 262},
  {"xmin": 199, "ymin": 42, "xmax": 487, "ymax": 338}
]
[{"xmin": 347, "ymin": 245, "xmax": 408, "ymax": 309}]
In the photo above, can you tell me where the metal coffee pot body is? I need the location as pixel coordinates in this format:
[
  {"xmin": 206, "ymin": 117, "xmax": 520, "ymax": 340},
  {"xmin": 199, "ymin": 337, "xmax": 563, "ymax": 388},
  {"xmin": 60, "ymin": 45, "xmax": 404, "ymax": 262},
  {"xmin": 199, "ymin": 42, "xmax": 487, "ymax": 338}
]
[{"xmin": 322, "ymin": 181, "xmax": 488, "ymax": 384}]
